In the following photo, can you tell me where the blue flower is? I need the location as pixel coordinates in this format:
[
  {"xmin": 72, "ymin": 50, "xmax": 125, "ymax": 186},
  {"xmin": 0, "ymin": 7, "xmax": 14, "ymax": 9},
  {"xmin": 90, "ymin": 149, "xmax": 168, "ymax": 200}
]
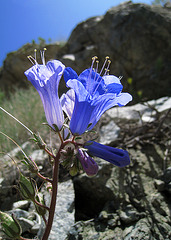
[
  {"xmin": 25, "ymin": 57, "xmax": 65, "ymax": 131},
  {"xmin": 63, "ymin": 57, "xmax": 132, "ymax": 135},
  {"xmin": 84, "ymin": 141, "xmax": 130, "ymax": 167},
  {"xmin": 77, "ymin": 148, "xmax": 98, "ymax": 176}
]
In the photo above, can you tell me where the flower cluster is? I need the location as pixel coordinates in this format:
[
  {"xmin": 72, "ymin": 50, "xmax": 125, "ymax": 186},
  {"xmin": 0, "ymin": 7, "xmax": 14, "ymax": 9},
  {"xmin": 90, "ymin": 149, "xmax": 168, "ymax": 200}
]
[{"xmin": 25, "ymin": 51, "xmax": 132, "ymax": 176}]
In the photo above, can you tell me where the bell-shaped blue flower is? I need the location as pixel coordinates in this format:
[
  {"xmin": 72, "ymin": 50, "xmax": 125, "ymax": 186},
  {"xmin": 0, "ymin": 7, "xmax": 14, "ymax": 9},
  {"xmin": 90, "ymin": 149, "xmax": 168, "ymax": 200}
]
[
  {"xmin": 77, "ymin": 148, "xmax": 98, "ymax": 176},
  {"xmin": 84, "ymin": 141, "xmax": 130, "ymax": 167},
  {"xmin": 63, "ymin": 57, "xmax": 132, "ymax": 135},
  {"xmin": 25, "ymin": 59, "xmax": 65, "ymax": 130}
]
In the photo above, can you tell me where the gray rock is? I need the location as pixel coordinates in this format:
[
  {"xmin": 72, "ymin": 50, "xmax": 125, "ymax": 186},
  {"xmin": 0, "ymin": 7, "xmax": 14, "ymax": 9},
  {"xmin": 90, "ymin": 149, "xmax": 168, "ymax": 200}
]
[
  {"xmin": 9, "ymin": 209, "xmax": 29, "ymax": 219},
  {"xmin": 123, "ymin": 218, "xmax": 153, "ymax": 240},
  {"xmin": 18, "ymin": 217, "xmax": 35, "ymax": 233},
  {"xmin": 154, "ymin": 179, "xmax": 165, "ymax": 192},
  {"xmin": 62, "ymin": 2, "xmax": 171, "ymax": 102},
  {"xmin": 38, "ymin": 179, "xmax": 75, "ymax": 240},
  {"xmin": 99, "ymin": 121, "xmax": 120, "ymax": 145},
  {"xmin": 106, "ymin": 97, "xmax": 171, "ymax": 123},
  {"xmin": 12, "ymin": 200, "xmax": 30, "ymax": 210},
  {"xmin": 119, "ymin": 205, "xmax": 139, "ymax": 224},
  {"xmin": 163, "ymin": 167, "xmax": 171, "ymax": 184}
]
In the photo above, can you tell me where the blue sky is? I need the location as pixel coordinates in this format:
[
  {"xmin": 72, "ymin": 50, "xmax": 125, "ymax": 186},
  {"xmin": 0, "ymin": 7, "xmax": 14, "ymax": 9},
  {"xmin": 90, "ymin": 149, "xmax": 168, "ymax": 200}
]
[{"xmin": 0, "ymin": 0, "xmax": 151, "ymax": 67}]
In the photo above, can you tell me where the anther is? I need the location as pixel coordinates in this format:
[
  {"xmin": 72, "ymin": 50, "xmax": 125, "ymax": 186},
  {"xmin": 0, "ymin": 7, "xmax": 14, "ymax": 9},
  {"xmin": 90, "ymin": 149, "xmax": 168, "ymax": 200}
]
[
  {"xmin": 95, "ymin": 60, "xmax": 99, "ymax": 73},
  {"xmin": 27, "ymin": 55, "xmax": 35, "ymax": 65},
  {"xmin": 103, "ymin": 59, "xmax": 111, "ymax": 76},
  {"xmin": 40, "ymin": 48, "xmax": 47, "ymax": 65},
  {"xmin": 92, "ymin": 56, "xmax": 98, "ymax": 60}
]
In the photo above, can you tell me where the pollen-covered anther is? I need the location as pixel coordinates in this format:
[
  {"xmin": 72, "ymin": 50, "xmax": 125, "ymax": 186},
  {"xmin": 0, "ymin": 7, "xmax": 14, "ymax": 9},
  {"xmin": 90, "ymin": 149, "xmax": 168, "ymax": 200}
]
[{"xmin": 92, "ymin": 56, "xmax": 98, "ymax": 60}]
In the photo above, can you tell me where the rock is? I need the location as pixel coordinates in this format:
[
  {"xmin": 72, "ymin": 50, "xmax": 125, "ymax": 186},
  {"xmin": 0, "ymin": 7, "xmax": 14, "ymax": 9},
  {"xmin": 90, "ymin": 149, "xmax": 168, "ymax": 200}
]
[
  {"xmin": 99, "ymin": 121, "xmax": 120, "ymax": 145},
  {"xmin": 18, "ymin": 217, "xmax": 35, "ymax": 233},
  {"xmin": 154, "ymin": 179, "xmax": 165, "ymax": 192},
  {"xmin": 119, "ymin": 205, "xmax": 140, "ymax": 224},
  {"xmin": 38, "ymin": 179, "xmax": 75, "ymax": 240},
  {"xmin": 12, "ymin": 200, "xmax": 30, "ymax": 210},
  {"xmin": 106, "ymin": 96, "xmax": 171, "ymax": 123},
  {"xmin": 61, "ymin": 1, "xmax": 171, "ymax": 103},
  {"xmin": 123, "ymin": 218, "xmax": 153, "ymax": 240},
  {"xmin": 163, "ymin": 167, "xmax": 171, "ymax": 184}
]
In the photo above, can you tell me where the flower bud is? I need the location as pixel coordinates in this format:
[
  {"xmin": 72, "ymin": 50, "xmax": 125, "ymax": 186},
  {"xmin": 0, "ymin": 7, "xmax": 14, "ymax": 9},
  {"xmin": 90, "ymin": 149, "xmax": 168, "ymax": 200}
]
[
  {"xmin": 77, "ymin": 148, "xmax": 98, "ymax": 176},
  {"xmin": 0, "ymin": 211, "xmax": 21, "ymax": 239}
]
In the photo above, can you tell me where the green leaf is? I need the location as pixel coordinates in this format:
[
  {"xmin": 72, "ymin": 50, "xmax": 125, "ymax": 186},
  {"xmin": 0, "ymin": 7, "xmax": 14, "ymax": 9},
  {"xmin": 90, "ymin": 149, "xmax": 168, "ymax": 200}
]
[{"xmin": 0, "ymin": 211, "xmax": 21, "ymax": 238}]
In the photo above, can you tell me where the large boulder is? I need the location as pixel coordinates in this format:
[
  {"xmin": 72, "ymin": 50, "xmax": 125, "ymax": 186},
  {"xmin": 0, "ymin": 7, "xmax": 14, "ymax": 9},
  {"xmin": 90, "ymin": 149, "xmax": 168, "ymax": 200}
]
[{"xmin": 58, "ymin": 1, "xmax": 171, "ymax": 102}]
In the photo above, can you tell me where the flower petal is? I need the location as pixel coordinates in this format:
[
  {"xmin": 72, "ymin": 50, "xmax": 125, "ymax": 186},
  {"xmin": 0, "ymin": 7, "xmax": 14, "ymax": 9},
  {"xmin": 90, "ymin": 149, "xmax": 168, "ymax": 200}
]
[
  {"xmin": 60, "ymin": 89, "xmax": 75, "ymax": 119},
  {"xmin": 64, "ymin": 67, "xmax": 78, "ymax": 84},
  {"xmin": 78, "ymin": 148, "xmax": 98, "ymax": 176},
  {"xmin": 24, "ymin": 60, "xmax": 65, "ymax": 130},
  {"xmin": 84, "ymin": 141, "xmax": 130, "ymax": 167},
  {"xmin": 69, "ymin": 96, "xmax": 95, "ymax": 135}
]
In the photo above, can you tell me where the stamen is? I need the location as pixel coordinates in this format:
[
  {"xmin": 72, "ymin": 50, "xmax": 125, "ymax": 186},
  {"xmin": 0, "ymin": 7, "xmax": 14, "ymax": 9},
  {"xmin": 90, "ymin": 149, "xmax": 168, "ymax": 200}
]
[
  {"xmin": 103, "ymin": 60, "xmax": 111, "ymax": 76},
  {"xmin": 119, "ymin": 76, "xmax": 123, "ymax": 80},
  {"xmin": 34, "ymin": 49, "xmax": 37, "ymax": 62},
  {"xmin": 40, "ymin": 48, "xmax": 47, "ymax": 65},
  {"xmin": 92, "ymin": 56, "xmax": 111, "ymax": 95},
  {"xmin": 87, "ymin": 56, "xmax": 98, "ymax": 92},
  {"xmin": 27, "ymin": 55, "xmax": 36, "ymax": 65},
  {"xmin": 99, "ymin": 56, "xmax": 109, "ymax": 76},
  {"xmin": 95, "ymin": 60, "xmax": 99, "ymax": 73}
]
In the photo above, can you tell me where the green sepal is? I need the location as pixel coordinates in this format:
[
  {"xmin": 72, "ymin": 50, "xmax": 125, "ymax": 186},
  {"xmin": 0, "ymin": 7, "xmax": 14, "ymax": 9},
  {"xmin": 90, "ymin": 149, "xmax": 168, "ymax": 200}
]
[
  {"xmin": 31, "ymin": 133, "xmax": 46, "ymax": 149},
  {"xmin": 0, "ymin": 211, "xmax": 22, "ymax": 238},
  {"xmin": 74, "ymin": 136, "xmax": 82, "ymax": 140},
  {"xmin": 69, "ymin": 164, "xmax": 78, "ymax": 176},
  {"xmin": 19, "ymin": 173, "xmax": 35, "ymax": 201}
]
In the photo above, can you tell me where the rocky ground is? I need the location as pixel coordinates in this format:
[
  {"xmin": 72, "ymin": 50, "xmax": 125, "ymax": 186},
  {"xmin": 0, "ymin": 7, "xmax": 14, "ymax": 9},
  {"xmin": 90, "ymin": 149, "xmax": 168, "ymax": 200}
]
[{"xmin": 0, "ymin": 96, "xmax": 170, "ymax": 240}]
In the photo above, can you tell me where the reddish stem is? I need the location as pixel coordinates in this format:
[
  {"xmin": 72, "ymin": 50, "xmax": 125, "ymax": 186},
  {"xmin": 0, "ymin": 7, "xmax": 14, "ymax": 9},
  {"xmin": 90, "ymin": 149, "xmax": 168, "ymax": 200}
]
[
  {"xmin": 41, "ymin": 145, "xmax": 61, "ymax": 240},
  {"xmin": 37, "ymin": 172, "xmax": 53, "ymax": 184},
  {"xmin": 33, "ymin": 199, "xmax": 50, "ymax": 211}
]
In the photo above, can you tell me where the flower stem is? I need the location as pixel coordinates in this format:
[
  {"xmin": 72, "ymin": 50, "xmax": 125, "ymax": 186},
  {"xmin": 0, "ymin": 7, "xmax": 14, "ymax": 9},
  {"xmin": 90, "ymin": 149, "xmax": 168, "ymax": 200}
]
[
  {"xmin": 41, "ymin": 145, "xmax": 61, "ymax": 240},
  {"xmin": 37, "ymin": 172, "xmax": 53, "ymax": 184},
  {"xmin": 33, "ymin": 199, "xmax": 50, "ymax": 211}
]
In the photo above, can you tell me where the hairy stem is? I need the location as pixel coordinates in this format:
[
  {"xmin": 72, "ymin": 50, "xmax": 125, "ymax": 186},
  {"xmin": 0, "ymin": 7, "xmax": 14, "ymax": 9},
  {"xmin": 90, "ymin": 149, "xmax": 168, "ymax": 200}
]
[
  {"xmin": 37, "ymin": 172, "xmax": 53, "ymax": 184},
  {"xmin": 41, "ymin": 145, "xmax": 61, "ymax": 240}
]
